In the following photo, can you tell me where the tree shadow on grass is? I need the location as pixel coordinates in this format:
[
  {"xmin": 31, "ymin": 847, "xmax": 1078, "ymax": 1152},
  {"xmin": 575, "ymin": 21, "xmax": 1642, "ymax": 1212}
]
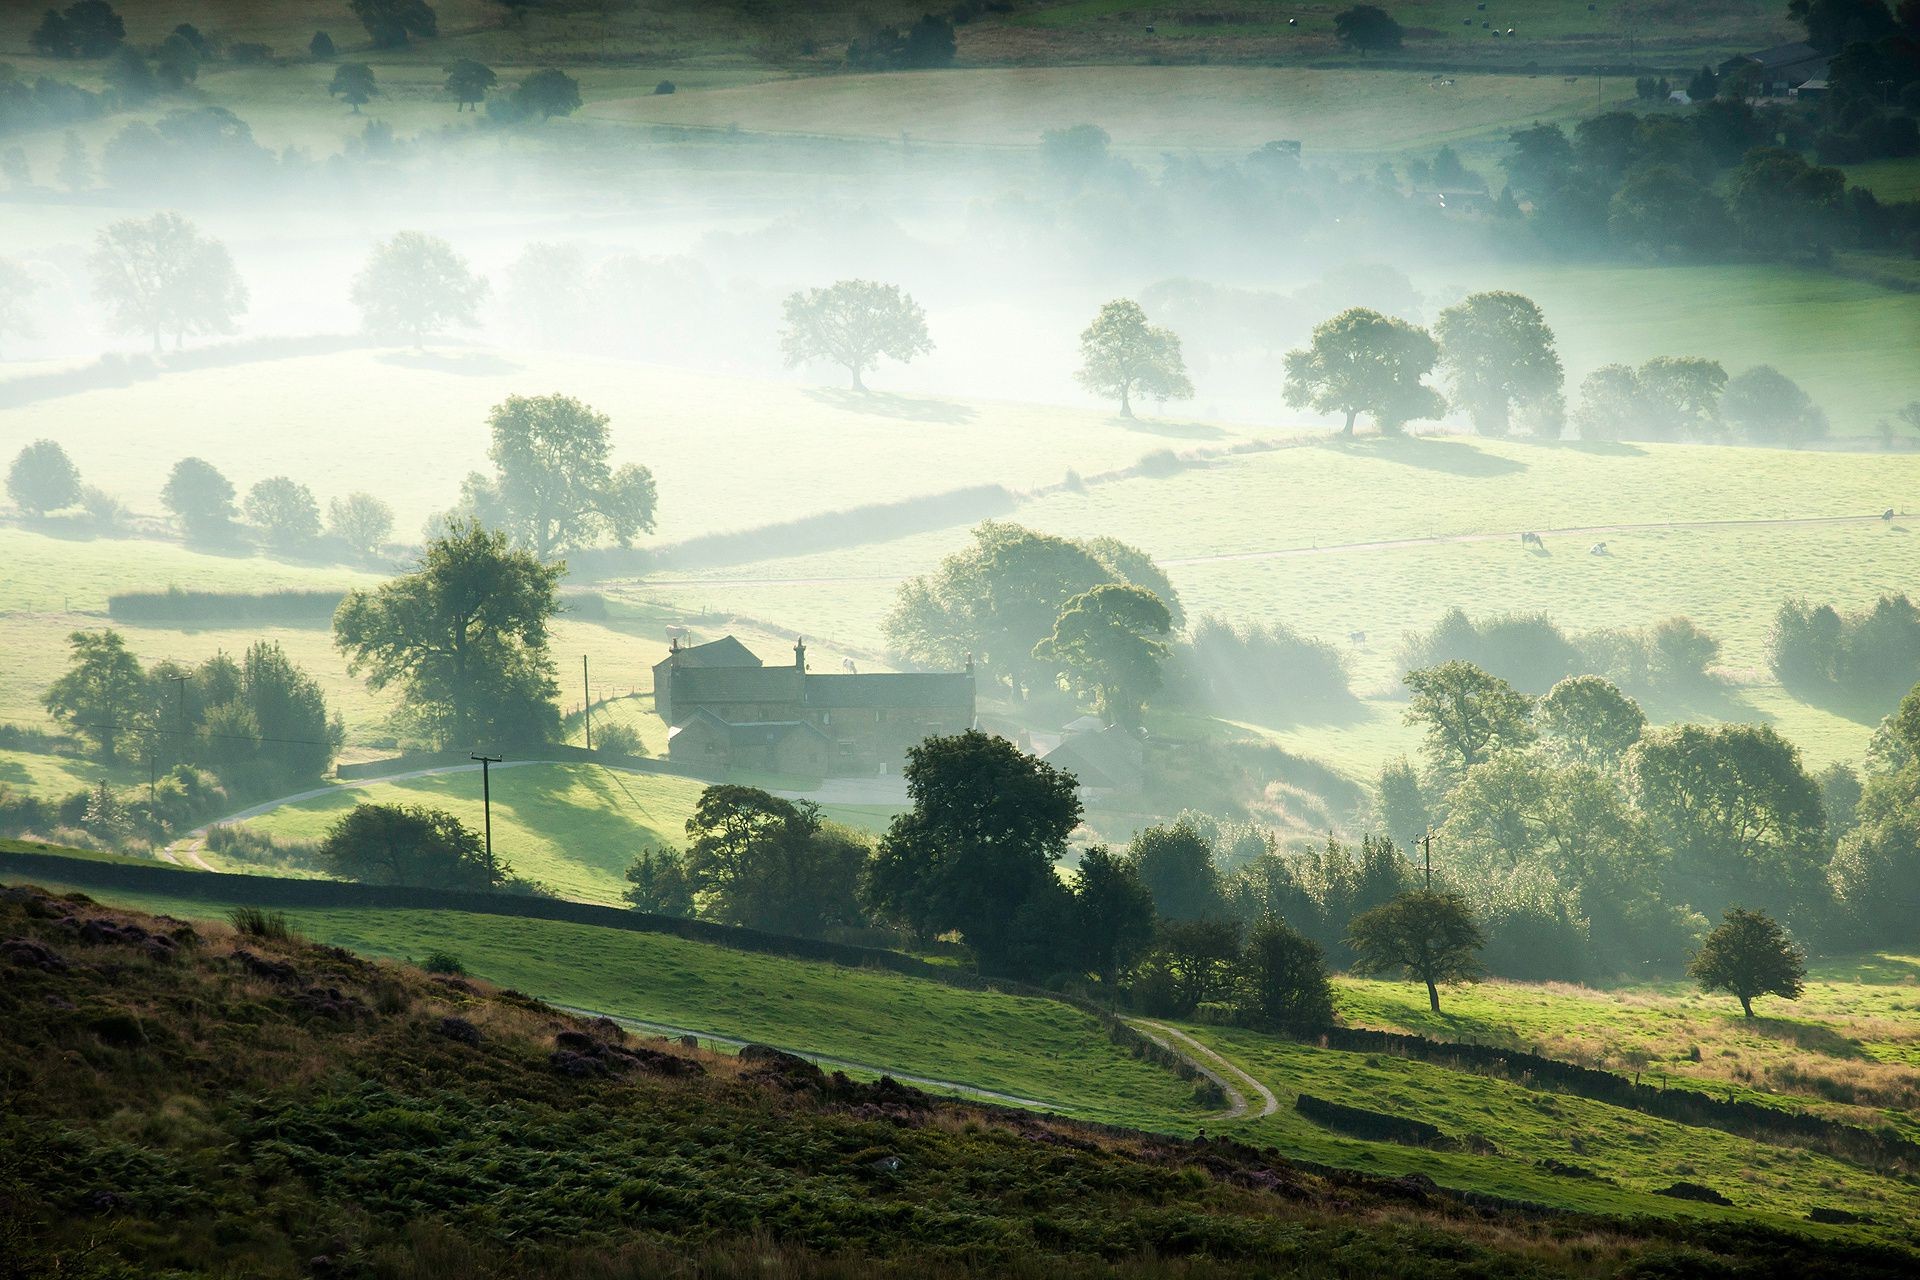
[
  {"xmin": 1769, "ymin": 677, "xmax": 1905, "ymax": 729},
  {"xmin": 1115, "ymin": 416, "xmax": 1230, "ymax": 441},
  {"xmin": 377, "ymin": 351, "xmax": 522, "ymax": 377},
  {"xmin": 1641, "ymin": 681, "xmax": 1775, "ymax": 727},
  {"xmin": 805, "ymin": 387, "xmax": 976, "ymax": 424},
  {"xmin": 0, "ymin": 759, "xmax": 31, "ymax": 785},
  {"xmin": 1547, "ymin": 439, "xmax": 1648, "ymax": 458},
  {"xmin": 1747, "ymin": 1016, "xmax": 1870, "ymax": 1061},
  {"xmin": 1340, "ymin": 435, "xmax": 1528, "ymax": 477}
]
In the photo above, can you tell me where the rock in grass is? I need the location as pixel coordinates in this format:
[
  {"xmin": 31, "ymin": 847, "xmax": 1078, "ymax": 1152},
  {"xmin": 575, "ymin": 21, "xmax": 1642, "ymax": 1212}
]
[{"xmin": 1657, "ymin": 1181, "xmax": 1733, "ymax": 1206}]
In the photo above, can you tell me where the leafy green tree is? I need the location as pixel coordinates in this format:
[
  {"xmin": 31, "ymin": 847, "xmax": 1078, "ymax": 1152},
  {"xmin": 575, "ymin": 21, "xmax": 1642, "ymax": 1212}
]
[
  {"xmin": 44, "ymin": 629, "xmax": 147, "ymax": 760},
  {"xmin": 351, "ymin": 231, "xmax": 487, "ymax": 347},
  {"xmin": 1432, "ymin": 292, "xmax": 1562, "ymax": 437},
  {"xmin": 319, "ymin": 802, "xmax": 502, "ymax": 889},
  {"xmin": 1333, "ymin": 4, "xmax": 1403, "ymax": 52},
  {"xmin": 624, "ymin": 846, "xmax": 694, "ymax": 916},
  {"xmin": 1154, "ymin": 915, "xmax": 1244, "ymax": 1013},
  {"xmin": 1075, "ymin": 298, "xmax": 1193, "ymax": 418},
  {"xmin": 310, "ymin": 30, "xmax": 336, "ymax": 59},
  {"xmin": 1376, "ymin": 756, "xmax": 1429, "ymax": 852},
  {"xmin": 1607, "ymin": 166, "xmax": 1727, "ymax": 259},
  {"xmin": 865, "ymin": 730, "xmax": 1081, "ymax": 973},
  {"xmin": 1790, "ymin": 0, "xmax": 1897, "ymax": 52},
  {"xmin": 1403, "ymin": 661, "xmax": 1536, "ymax": 785},
  {"xmin": 103, "ymin": 45, "xmax": 154, "ymax": 104},
  {"xmin": 34, "ymin": 1, "xmax": 125, "ymax": 57},
  {"xmin": 154, "ymin": 31, "xmax": 199, "ymax": 91},
  {"xmin": 1722, "ymin": 365, "xmax": 1828, "ymax": 445},
  {"xmin": 1283, "ymin": 307, "xmax": 1444, "ymax": 436},
  {"xmin": 1126, "ymin": 819, "xmax": 1223, "ymax": 921},
  {"xmin": 1238, "ymin": 916, "xmax": 1336, "ymax": 1028},
  {"xmin": 166, "ymin": 642, "xmax": 343, "ymax": 789},
  {"xmin": 1033, "ymin": 583, "xmax": 1171, "ymax": 727},
  {"xmin": 351, "ymin": 0, "xmax": 437, "ymax": 49},
  {"xmin": 681, "ymin": 785, "xmax": 868, "ymax": 937},
  {"xmin": 0, "ymin": 257, "xmax": 39, "ymax": 359},
  {"xmin": 515, "ymin": 67, "xmax": 581, "ymax": 119},
  {"xmin": 1649, "ymin": 616, "xmax": 1721, "ymax": 689},
  {"xmin": 445, "ymin": 59, "xmax": 496, "ymax": 110},
  {"xmin": 1570, "ymin": 363, "xmax": 1644, "ymax": 440},
  {"xmin": 327, "ymin": 492, "xmax": 394, "ymax": 558},
  {"xmin": 1630, "ymin": 723, "xmax": 1829, "ymax": 918},
  {"xmin": 333, "ymin": 520, "xmax": 563, "ymax": 747},
  {"xmin": 1689, "ymin": 907, "xmax": 1806, "ymax": 1016},
  {"xmin": 1501, "ymin": 122, "xmax": 1573, "ymax": 200},
  {"xmin": 1346, "ymin": 889, "xmax": 1485, "ymax": 1012},
  {"xmin": 7, "ymin": 439, "xmax": 81, "ymax": 516},
  {"xmin": 886, "ymin": 523, "xmax": 1175, "ymax": 697},
  {"xmin": 1537, "ymin": 675, "xmax": 1646, "ymax": 769},
  {"xmin": 160, "ymin": 456, "xmax": 238, "ymax": 543},
  {"xmin": 1069, "ymin": 845, "xmax": 1157, "ymax": 985},
  {"xmin": 477, "ymin": 393, "xmax": 656, "ymax": 560},
  {"xmin": 1729, "ymin": 149, "xmax": 1844, "ymax": 258},
  {"xmin": 329, "ymin": 62, "xmax": 378, "ymax": 112},
  {"xmin": 1638, "ymin": 356, "xmax": 1727, "ymax": 441},
  {"xmin": 244, "ymin": 476, "xmax": 322, "ymax": 551},
  {"xmin": 779, "ymin": 279, "xmax": 932, "ymax": 392},
  {"xmin": 90, "ymin": 213, "xmax": 247, "ymax": 352}
]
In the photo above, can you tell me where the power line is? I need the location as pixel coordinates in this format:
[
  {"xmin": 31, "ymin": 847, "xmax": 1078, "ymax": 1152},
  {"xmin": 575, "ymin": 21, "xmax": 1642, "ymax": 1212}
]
[{"xmin": 2, "ymin": 719, "xmax": 342, "ymax": 750}]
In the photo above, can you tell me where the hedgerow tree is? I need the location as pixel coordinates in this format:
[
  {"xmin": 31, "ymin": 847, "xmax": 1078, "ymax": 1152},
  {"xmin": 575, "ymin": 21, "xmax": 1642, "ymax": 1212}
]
[
  {"xmin": 1068, "ymin": 846, "xmax": 1157, "ymax": 985},
  {"xmin": 1432, "ymin": 292, "xmax": 1562, "ymax": 437},
  {"xmin": 1127, "ymin": 820, "xmax": 1224, "ymax": 922},
  {"xmin": 1283, "ymin": 308, "xmax": 1443, "ymax": 435},
  {"xmin": 160, "ymin": 456, "xmax": 238, "ymax": 543},
  {"xmin": 243, "ymin": 476, "xmax": 322, "ymax": 551},
  {"xmin": 1346, "ymin": 889, "xmax": 1485, "ymax": 1012},
  {"xmin": 320, "ymin": 802, "xmax": 502, "ymax": 889},
  {"xmin": 1536, "ymin": 675, "xmax": 1647, "ymax": 770},
  {"xmin": 1689, "ymin": 907, "xmax": 1806, "ymax": 1017},
  {"xmin": 327, "ymin": 492, "xmax": 394, "ymax": 558},
  {"xmin": 515, "ymin": 67, "xmax": 581, "ymax": 120},
  {"xmin": 865, "ymin": 730, "xmax": 1081, "ymax": 972},
  {"xmin": 333, "ymin": 520, "xmax": 563, "ymax": 747},
  {"xmin": 1075, "ymin": 298, "xmax": 1193, "ymax": 418},
  {"xmin": 624, "ymin": 846, "xmax": 694, "ymax": 916},
  {"xmin": 44, "ymin": 629, "xmax": 147, "ymax": 760},
  {"xmin": 31, "ymin": 1, "xmax": 125, "ymax": 58},
  {"xmin": 351, "ymin": 231, "xmax": 487, "ymax": 347},
  {"xmin": 310, "ymin": 30, "xmax": 336, "ymax": 59},
  {"xmin": 1239, "ymin": 916, "xmax": 1336, "ymax": 1028},
  {"xmin": 780, "ymin": 279, "xmax": 932, "ymax": 392},
  {"xmin": 351, "ymin": 0, "xmax": 437, "ymax": 50},
  {"xmin": 1334, "ymin": 5, "xmax": 1403, "ymax": 53},
  {"xmin": 7, "ymin": 439, "xmax": 81, "ymax": 516},
  {"xmin": 90, "ymin": 213, "xmax": 248, "ymax": 352},
  {"xmin": 1403, "ymin": 661, "xmax": 1536, "ymax": 786},
  {"xmin": 680, "ymin": 785, "xmax": 869, "ymax": 937},
  {"xmin": 446, "ymin": 59, "xmax": 496, "ymax": 111},
  {"xmin": 0, "ymin": 257, "xmax": 41, "ymax": 358},
  {"xmin": 329, "ymin": 62, "xmax": 378, "ymax": 112},
  {"xmin": 1033, "ymin": 583, "xmax": 1172, "ymax": 728},
  {"xmin": 1721, "ymin": 365, "xmax": 1828, "ymax": 445},
  {"xmin": 471, "ymin": 393, "xmax": 657, "ymax": 560}
]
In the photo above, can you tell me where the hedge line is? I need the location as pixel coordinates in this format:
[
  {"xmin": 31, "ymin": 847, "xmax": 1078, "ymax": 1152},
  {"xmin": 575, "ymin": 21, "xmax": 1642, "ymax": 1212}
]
[
  {"xmin": 107, "ymin": 588, "xmax": 344, "ymax": 625},
  {"xmin": 1294, "ymin": 1093, "xmax": 1447, "ymax": 1147},
  {"xmin": 1309, "ymin": 1024, "xmax": 1920, "ymax": 1174}
]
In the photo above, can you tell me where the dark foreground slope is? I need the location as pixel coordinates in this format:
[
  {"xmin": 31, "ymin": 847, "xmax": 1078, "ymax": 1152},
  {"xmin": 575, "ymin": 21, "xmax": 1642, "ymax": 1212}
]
[{"xmin": 0, "ymin": 884, "xmax": 1909, "ymax": 1280}]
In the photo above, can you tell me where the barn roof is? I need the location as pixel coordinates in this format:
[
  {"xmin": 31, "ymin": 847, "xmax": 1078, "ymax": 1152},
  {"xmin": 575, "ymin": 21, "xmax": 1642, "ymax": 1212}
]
[{"xmin": 658, "ymin": 635, "xmax": 763, "ymax": 669}]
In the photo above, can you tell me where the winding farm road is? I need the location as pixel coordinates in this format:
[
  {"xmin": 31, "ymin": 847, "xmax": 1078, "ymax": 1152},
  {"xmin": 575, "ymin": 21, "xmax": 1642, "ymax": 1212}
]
[
  {"xmin": 1127, "ymin": 1019, "xmax": 1279, "ymax": 1121},
  {"xmin": 643, "ymin": 511, "xmax": 1905, "ymax": 589}
]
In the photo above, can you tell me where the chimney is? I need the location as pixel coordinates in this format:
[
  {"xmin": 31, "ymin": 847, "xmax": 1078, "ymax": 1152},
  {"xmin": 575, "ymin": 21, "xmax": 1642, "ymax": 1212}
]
[{"xmin": 794, "ymin": 636, "xmax": 807, "ymax": 673}]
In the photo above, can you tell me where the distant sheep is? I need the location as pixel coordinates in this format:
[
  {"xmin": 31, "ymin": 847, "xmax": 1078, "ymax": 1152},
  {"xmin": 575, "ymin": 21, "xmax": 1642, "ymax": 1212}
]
[
  {"xmin": 1520, "ymin": 532, "xmax": 1544, "ymax": 549},
  {"xmin": 1588, "ymin": 542, "xmax": 1609, "ymax": 557}
]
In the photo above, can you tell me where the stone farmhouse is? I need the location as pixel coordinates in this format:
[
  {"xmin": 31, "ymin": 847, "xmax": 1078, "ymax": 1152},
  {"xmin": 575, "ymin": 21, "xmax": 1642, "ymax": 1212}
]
[{"xmin": 654, "ymin": 636, "xmax": 975, "ymax": 776}]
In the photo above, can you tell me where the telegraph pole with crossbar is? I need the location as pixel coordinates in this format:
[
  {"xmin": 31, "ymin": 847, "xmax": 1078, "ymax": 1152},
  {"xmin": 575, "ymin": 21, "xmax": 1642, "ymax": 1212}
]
[{"xmin": 470, "ymin": 754, "xmax": 502, "ymax": 883}]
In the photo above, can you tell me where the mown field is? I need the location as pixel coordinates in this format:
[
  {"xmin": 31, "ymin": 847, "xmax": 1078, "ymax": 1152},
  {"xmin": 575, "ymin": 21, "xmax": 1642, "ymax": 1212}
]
[{"xmin": 6, "ymin": 852, "xmax": 1916, "ymax": 1242}]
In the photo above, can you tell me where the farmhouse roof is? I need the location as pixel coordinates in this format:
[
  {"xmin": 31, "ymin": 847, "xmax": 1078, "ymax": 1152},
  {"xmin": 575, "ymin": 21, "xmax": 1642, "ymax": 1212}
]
[
  {"xmin": 803, "ymin": 672, "xmax": 974, "ymax": 709},
  {"xmin": 1740, "ymin": 41, "xmax": 1820, "ymax": 70},
  {"xmin": 662, "ymin": 635, "xmax": 762, "ymax": 668},
  {"xmin": 668, "ymin": 664, "xmax": 804, "ymax": 703},
  {"xmin": 669, "ymin": 708, "xmax": 831, "ymax": 747},
  {"xmin": 1043, "ymin": 726, "xmax": 1146, "ymax": 791}
]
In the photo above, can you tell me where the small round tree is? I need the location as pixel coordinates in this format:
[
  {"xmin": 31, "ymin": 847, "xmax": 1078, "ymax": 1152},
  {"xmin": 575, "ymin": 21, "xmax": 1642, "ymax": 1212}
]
[
  {"xmin": 350, "ymin": 231, "xmax": 487, "ymax": 348},
  {"xmin": 1334, "ymin": 5, "xmax": 1404, "ymax": 53},
  {"xmin": 1283, "ymin": 307, "xmax": 1443, "ymax": 436},
  {"xmin": 446, "ymin": 59, "xmax": 497, "ymax": 112},
  {"xmin": 779, "ymin": 279, "xmax": 932, "ymax": 392},
  {"xmin": 1721, "ymin": 365, "xmax": 1828, "ymax": 446},
  {"xmin": 1076, "ymin": 298, "xmax": 1193, "ymax": 418},
  {"xmin": 1345, "ymin": 888, "xmax": 1485, "ymax": 1012},
  {"xmin": 515, "ymin": 67, "xmax": 582, "ymax": 120},
  {"xmin": 244, "ymin": 476, "xmax": 323, "ymax": 551},
  {"xmin": 7, "ymin": 438, "xmax": 82, "ymax": 516},
  {"xmin": 327, "ymin": 492, "xmax": 394, "ymax": 558},
  {"xmin": 161, "ymin": 455, "xmax": 237, "ymax": 542},
  {"xmin": 1433, "ymin": 291, "xmax": 1563, "ymax": 437},
  {"xmin": 1688, "ymin": 907, "xmax": 1805, "ymax": 1018},
  {"xmin": 1239, "ymin": 916, "xmax": 1336, "ymax": 1028},
  {"xmin": 329, "ymin": 62, "xmax": 378, "ymax": 113}
]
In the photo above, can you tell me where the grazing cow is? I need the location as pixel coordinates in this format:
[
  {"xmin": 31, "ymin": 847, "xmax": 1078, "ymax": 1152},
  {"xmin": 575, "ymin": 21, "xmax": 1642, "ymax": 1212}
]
[
  {"xmin": 1348, "ymin": 630, "xmax": 1368, "ymax": 645},
  {"xmin": 841, "ymin": 657, "xmax": 858, "ymax": 674},
  {"xmin": 665, "ymin": 625, "xmax": 689, "ymax": 641},
  {"xmin": 1589, "ymin": 542, "xmax": 1608, "ymax": 556},
  {"xmin": 1521, "ymin": 531, "xmax": 1544, "ymax": 549},
  {"xmin": 1884, "ymin": 509, "xmax": 1896, "ymax": 521}
]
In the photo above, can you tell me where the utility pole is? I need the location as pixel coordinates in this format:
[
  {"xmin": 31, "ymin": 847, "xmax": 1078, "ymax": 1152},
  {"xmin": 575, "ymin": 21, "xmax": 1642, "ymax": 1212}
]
[
  {"xmin": 470, "ymin": 754, "xmax": 502, "ymax": 883},
  {"xmin": 582, "ymin": 655, "xmax": 592, "ymax": 752},
  {"xmin": 1420, "ymin": 829, "xmax": 1435, "ymax": 890},
  {"xmin": 166, "ymin": 673, "xmax": 190, "ymax": 742}
]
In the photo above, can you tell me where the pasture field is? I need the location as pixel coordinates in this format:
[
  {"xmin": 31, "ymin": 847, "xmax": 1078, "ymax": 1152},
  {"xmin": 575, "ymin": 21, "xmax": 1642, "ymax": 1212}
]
[
  {"xmin": 588, "ymin": 65, "xmax": 1620, "ymax": 154},
  {"xmin": 7, "ymin": 852, "xmax": 1916, "ymax": 1239}
]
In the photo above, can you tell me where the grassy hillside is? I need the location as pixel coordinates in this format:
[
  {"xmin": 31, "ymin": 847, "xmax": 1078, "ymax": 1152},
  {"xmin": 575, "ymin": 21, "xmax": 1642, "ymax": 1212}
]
[
  {"xmin": 9, "ymin": 853, "xmax": 1918, "ymax": 1243},
  {"xmin": 11, "ymin": 882, "xmax": 1908, "ymax": 1279}
]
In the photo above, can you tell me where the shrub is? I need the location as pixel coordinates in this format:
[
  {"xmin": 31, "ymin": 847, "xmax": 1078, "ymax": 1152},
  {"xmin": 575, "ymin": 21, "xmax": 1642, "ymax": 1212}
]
[
  {"xmin": 227, "ymin": 906, "xmax": 293, "ymax": 940},
  {"xmin": 423, "ymin": 950, "xmax": 466, "ymax": 975}
]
